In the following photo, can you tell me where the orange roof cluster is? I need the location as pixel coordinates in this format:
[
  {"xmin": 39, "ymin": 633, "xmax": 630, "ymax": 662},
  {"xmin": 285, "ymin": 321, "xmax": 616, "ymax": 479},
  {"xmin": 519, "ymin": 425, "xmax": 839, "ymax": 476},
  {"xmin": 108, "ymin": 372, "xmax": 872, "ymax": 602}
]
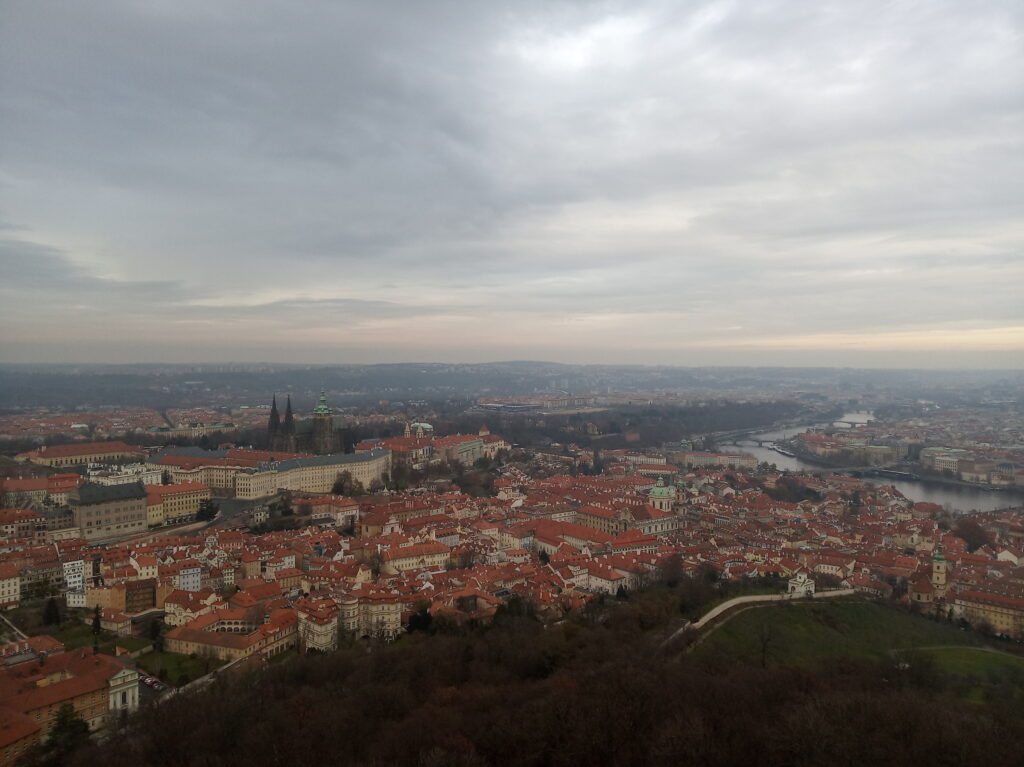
[{"xmin": 18, "ymin": 440, "xmax": 143, "ymax": 460}]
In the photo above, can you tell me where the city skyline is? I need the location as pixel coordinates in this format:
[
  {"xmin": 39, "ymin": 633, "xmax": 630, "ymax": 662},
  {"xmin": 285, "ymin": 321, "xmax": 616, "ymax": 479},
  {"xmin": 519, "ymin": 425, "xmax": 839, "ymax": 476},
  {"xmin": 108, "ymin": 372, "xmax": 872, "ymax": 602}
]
[{"xmin": 1, "ymin": 1, "xmax": 1022, "ymax": 368}]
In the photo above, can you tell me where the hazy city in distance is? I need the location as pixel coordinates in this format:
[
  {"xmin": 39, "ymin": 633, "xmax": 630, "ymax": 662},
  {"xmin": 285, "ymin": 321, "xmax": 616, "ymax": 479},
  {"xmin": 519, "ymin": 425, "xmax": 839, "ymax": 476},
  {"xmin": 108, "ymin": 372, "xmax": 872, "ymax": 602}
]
[{"xmin": 1, "ymin": 2, "xmax": 1023, "ymax": 766}]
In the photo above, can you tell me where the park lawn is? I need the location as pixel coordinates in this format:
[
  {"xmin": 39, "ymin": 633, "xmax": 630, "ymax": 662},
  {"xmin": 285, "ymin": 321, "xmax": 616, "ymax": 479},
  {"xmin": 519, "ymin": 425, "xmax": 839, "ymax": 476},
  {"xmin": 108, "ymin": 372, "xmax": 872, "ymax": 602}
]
[
  {"xmin": 135, "ymin": 650, "xmax": 225, "ymax": 685},
  {"xmin": 114, "ymin": 636, "xmax": 152, "ymax": 652},
  {"xmin": 921, "ymin": 647, "xmax": 1024, "ymax": 676},
  {"xmin": 914, "ymin": 647, "xmax": 1024, "ymax": 705},
  {"xmin": 695, "ymin": 600, "xmax": 982, "ymax": 668},
  {"xmin": 39, "ymin": 621, "xmax": 114, "ymax": 650},
  {"xmin": 10, "ymin": 606, "xmax": 101, "ymax": 641}
]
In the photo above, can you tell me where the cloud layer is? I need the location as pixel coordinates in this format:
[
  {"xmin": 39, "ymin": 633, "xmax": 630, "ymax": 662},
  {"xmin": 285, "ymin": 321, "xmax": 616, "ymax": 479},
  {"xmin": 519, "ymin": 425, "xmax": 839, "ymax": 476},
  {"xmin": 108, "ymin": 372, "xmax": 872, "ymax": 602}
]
[{"xmin": 1, "ymin": 0, "xmax": 1022, "ymax": 367}]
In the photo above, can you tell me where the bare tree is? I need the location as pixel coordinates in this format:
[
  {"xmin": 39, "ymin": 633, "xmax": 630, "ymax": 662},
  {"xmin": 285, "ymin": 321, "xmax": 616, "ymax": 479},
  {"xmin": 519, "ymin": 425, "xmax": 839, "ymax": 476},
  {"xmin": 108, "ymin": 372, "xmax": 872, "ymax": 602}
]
[{"xmin": 757, "ymin": 620, "xmax": 775, "ymax": 669}]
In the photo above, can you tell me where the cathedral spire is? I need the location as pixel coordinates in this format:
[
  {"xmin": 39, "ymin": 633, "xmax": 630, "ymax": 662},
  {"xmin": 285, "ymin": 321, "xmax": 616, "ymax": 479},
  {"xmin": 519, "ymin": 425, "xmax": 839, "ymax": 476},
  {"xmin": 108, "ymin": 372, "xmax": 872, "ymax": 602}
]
[
  {"xmin": 267, "ymin": 394, "xmax": 281, "ymax": 447},
  {"xmin": 276, "ymin": 394, "xmax": 296, "ymax": 452}
]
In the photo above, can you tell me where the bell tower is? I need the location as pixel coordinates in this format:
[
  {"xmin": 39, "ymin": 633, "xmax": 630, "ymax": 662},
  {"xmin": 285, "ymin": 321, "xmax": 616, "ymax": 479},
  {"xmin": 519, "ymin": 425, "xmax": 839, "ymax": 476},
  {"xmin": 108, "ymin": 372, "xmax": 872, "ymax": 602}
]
[
  {"xmin": 931, "ymin": 543, "xmax": 947, "ymax": 597},
  {"xmin": 311, "ymin": 389, "xmax": 338, "ymax": 455}
]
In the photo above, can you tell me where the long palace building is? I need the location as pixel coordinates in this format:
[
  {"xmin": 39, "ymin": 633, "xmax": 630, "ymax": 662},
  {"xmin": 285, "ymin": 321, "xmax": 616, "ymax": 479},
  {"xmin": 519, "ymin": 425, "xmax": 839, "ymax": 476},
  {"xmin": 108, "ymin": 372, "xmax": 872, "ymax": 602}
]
[
  {"xmin": 232, "ymin": 450, "xmax": 390, "ymax": 500},
  {"xmin": 150, "ymin": 448, "xmax": 391, "ymax": 500}
]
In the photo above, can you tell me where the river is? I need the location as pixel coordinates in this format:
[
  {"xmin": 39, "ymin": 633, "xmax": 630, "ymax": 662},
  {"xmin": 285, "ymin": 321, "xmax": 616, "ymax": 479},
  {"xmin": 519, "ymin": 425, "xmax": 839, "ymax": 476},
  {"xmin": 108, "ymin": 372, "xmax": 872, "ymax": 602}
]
[{"xmin": 734, "ymin": 413, "xmax": 1024, "ymax": 514}]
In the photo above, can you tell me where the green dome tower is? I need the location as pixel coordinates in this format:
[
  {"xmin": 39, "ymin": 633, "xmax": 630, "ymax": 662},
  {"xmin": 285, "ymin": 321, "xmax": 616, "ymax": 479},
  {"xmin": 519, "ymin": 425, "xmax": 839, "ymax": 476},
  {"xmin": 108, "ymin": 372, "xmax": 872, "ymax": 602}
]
[{"xmin": 311, "ymin": 389, "xmax": 338, "ymax": 455}]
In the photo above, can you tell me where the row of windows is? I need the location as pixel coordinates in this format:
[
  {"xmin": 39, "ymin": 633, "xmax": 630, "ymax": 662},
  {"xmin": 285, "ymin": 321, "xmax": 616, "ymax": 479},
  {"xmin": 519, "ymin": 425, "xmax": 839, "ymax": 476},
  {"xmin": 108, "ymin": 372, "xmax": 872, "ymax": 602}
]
[
  {"xmin": 83, "ymin": 510, "xmax": 144, "ymax": 521},
  {"xmin": 85, "ymin": 520, "xmax": 144, "ymax": 530},
  {"xmin": 4, "ymin": 736, "xmax": 41, "ymax": 760}
]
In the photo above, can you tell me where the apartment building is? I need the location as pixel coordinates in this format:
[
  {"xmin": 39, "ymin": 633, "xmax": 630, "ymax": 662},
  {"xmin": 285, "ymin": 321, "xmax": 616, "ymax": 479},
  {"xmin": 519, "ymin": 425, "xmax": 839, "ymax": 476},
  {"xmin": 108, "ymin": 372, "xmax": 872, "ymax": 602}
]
[{"xmin": 144, "ymin": 482, "xmax": 211, "ymax": 526}]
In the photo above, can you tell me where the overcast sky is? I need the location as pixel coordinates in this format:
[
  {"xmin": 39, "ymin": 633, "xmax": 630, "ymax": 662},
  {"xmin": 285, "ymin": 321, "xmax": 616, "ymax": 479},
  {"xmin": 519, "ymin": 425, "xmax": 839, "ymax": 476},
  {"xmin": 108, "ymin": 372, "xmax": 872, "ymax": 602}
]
[{"xmin": 1, "ymin": 0, "xmax": 1021, "ymax": 368}]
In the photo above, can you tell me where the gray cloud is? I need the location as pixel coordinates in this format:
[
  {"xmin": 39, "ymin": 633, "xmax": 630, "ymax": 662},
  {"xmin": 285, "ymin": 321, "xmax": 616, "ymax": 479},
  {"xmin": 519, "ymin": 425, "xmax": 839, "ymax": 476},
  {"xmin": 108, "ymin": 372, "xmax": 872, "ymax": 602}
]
[{"xmin": 0, "ymin": 0, "xmax": 1021, "ymax": 365}]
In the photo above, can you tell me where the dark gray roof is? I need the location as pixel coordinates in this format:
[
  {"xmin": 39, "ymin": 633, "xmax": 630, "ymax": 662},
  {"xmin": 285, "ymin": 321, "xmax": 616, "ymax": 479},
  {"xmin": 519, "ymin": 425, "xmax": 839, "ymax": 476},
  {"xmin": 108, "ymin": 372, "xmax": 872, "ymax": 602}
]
[
  {"xmin": 255, "ymin": 449, "xmax": 390, "ymax": 473},
  {"xmin": 71, "ymin": 481, "xmax": 147, "ymax": 505},
  {"xmin": 154, "ymin": 447, "xmax": 231, "ymax": 459}
]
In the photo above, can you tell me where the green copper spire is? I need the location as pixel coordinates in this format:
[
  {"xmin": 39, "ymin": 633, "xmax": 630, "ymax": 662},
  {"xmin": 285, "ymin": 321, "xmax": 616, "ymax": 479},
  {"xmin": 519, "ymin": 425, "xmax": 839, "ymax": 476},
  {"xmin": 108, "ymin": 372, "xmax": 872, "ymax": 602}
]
[{"xmin": 313, "ymin": 388, "xmax": 331, "ymax": 415}]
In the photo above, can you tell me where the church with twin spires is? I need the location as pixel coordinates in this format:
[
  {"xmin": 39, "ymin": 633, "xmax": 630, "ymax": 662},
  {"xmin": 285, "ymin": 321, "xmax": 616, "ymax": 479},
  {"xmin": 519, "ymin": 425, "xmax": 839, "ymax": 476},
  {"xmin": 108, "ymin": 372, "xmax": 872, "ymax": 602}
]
[{"xmin": 267, "ymin": 389, "xmax": 338, "ymax": 455}]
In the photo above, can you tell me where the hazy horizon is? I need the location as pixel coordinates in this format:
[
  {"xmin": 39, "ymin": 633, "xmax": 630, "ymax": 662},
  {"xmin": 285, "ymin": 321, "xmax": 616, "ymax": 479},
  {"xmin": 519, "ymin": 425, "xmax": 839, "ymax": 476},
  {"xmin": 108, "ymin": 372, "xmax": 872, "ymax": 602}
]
[
  {"xmin": 2, "ymin": 355, "xmax": 1023, "ymax": 374},
  {"xmin": 2, "ymin": 1, "xmax": 1022, "ymax": 367}
]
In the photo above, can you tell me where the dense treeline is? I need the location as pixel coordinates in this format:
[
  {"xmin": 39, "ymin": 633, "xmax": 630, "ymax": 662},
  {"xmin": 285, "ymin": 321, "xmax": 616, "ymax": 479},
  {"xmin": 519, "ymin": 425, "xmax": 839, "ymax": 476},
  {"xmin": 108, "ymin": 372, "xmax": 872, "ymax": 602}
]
[
  {"xmin": 339, "ymin": 401, "xmax": 811, "ymax": 454},
  {"xmin": 430, "ymin": 401, "xmax": 812, "ymax": 451},
  {"xmin": 42, "ymin": 596, "xmax": 1023, "ymax": 767},
  {"xmin": 2, "ymin": 397, "xmax": 808, "ymax": 459},
  {"xmin": 763, "ymin": 476, "xmax": 823, "ymax": 503}
]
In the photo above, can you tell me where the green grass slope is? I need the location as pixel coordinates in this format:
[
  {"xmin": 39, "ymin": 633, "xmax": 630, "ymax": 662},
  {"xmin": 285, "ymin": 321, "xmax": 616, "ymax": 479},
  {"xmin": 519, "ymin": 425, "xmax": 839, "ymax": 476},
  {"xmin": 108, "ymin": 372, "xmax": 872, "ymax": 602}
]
[
  {"xmin": 923, "ymin": 647, "xmax": 1024, "ymax": 676},
  {"xmin": 695, "ymin": 600, "xmax": 983, "ymax": 667}
]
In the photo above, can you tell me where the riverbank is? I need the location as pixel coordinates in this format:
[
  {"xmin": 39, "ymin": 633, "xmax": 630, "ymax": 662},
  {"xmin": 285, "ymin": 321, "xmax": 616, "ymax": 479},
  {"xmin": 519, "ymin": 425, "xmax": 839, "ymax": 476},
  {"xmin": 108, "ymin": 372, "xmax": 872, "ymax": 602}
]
[
  {"xmin": 738, "ymin": 419, "xmax": 1023, "ymax": 514},
  {"xmin": 778, "ymin": 441, "xmax": 1023, "ymax": 496}
]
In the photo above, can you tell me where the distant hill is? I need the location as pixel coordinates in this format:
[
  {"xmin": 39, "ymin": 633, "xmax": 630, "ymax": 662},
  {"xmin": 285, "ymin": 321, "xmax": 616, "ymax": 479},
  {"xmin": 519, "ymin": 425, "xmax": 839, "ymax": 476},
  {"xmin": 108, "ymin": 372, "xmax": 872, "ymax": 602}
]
[{"xmin": 2, "ymin": 362, "xmax": 1021, "ymax": 410}]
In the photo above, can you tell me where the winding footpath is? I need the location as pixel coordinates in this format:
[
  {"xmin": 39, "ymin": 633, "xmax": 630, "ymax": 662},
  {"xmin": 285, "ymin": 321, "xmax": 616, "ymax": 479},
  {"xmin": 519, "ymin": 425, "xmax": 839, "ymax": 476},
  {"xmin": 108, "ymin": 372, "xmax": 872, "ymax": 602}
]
[
  {"xmin": 661, "ymin": 588, "xmax": 857, "ymax": 651},
  {"xmin": 0, "ymin": 610, "xmax": 28, "ymax": 638}
]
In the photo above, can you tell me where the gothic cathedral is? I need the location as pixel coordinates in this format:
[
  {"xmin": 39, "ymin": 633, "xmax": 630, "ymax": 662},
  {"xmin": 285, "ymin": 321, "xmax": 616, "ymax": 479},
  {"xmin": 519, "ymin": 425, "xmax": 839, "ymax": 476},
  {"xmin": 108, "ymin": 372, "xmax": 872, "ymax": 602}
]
[
  {"xmin": 267, "ymin": 394, "xmax": 296, "ymax": 452},
  {"xmin": 267, "ymin": 391, "xmax": 337, "ymax": 454}
]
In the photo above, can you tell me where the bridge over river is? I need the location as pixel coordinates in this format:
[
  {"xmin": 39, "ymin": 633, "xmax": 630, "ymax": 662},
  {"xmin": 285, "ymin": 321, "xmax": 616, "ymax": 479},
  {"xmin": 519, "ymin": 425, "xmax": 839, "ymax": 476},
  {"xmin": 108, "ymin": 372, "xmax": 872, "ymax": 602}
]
[{"xmin": 695, "ymin": 413, "xmax": 1020, "ymax": 512}]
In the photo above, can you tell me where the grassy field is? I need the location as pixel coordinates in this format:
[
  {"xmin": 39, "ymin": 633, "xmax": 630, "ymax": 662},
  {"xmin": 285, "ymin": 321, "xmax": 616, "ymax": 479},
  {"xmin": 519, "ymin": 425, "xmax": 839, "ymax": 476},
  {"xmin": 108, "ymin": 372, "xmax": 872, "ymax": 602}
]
[
  {"xmin": 9, "ymin": 605, "xmax": 97, "ymax": 639},
  {"xmin": 135, "ymin": 650, "xmax": 225, "ymax": 685},
  {"xmin": 921, "ymin": 647, "xmax": 1024, "ymax": 676},
  {"xmin": 49, "ymin": 622, "xmax": 107, "ymax": 650},
  {"xmin": 695, "ymin": 600, "xmax": 983, "ymax": 668},
  {"xmin": 17, "ymin": 616, "xmax": 113, "ymax": 651},
  {"xmin": 114, "ymin": 636, "xmax": 152, "ymax": 652}
]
